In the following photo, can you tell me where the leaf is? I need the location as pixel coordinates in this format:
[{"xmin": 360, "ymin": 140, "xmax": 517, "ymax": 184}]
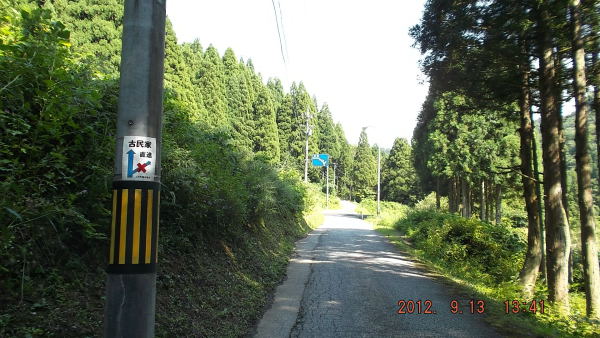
[{"xmin": 3, "ymin": 207, "xmax": 22, "ymax": 221}]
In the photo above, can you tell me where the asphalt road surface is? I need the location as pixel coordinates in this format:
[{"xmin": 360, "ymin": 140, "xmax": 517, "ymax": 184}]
[{"xmin": 254, "ymin": 201, "xmax": 503, "ymax": 338}]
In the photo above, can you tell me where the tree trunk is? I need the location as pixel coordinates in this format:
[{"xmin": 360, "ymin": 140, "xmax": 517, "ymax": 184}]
[
  {"xmin": 570, "ymin": 0, "xmax": 600, "ymax": 318},
  {"xmin": 454, "ymin": 177, "xmax": 459, "ymax": 213},
  {"xmin": 555, "ymin": 47, "xmax": 574, "ymax": 286},
  {"xmin": 459, "ymin": 179, "xmax": 463, "ymax": 213},
  {"xmin": 449, "ymin": 178, "xmax": 455, "ymax": 212},
  {"xmin": 588, "ymin": 9, "xmax": 600, "ymax": 193},
  {"xmin": 452, "ymin": 176, "xmax": 460, "ymax": 213},
  {"xmin": 531, "ymin": 109, "xmax": 546, "ymax": 280},
  {"xmin": 495, "ymin": 185, "xmax": 502, "ymax": 224},
  {"xmin": 518, "ymin": 52, "xmax": 542, "ymax": 296},
  {"xmin": 461, "ymin": 178, "xmax": 471, "ymax": 218},
  {"xmin": 436, "ymin": 177, "xmax": 441, "ymax": 210},
  {"xmin": 487, "ymin": 180, "xmax": 494, "ymax": 222},
  {"xmin": 537, "ymin": 2, "xmax": 570, "ymax": 312},
  {"xmin": 594, "ymin": 51, "xmax": 600, "ymax": 192},
  {"xmin": 461, "ymin": 177, "xmax": 467, "ymax": 217},
  {"xmin": 558, "ymin": 112, "xmax": 574, "ymax": 285},
  {"xmin": 468, "ymin": 182, "xmax": 472, "ymax": 218},
  {"xmin": 480, "ymin": 179, "xmax": 486, "ymax": 221}
]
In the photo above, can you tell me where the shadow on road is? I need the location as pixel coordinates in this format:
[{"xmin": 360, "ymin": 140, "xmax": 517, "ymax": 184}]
[{"xmin": 328, "ymin": 213, "xmax": 372, "ymax": 219}]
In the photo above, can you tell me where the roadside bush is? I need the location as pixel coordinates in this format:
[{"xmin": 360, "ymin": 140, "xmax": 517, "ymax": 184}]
[
  {"xmin": 0, "ymin": 3, "xmax": 116, "ymax": 303},
  {"xmin": 395, "ymin": 210, "xmax": 525, "ymax": 284},
  {"xmin": 160, "ymin": 99, "xmax": 308, "ymax": 241},
  {"xmin": 413, "ymin": 192, "xmax": 448, "ymax": 211}
]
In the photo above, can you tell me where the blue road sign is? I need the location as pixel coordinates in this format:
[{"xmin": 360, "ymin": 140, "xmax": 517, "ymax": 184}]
[{"xmin": 311, "ymin": 153, "xmax": 329, "ymax": 167}]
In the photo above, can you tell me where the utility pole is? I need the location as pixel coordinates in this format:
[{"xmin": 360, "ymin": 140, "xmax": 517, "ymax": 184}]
[
  {"xmin": 304, "ymin": 110, "xmax": 311, "ymax": 183},
  {"xmin": 103, "ymin": 1, "xmax": 166, "ymax": 337},
  {"xmin": 377, "ymin": 145, "xmax": 381, "ymax": 215},
  {"xmin": 332, "ymin": 162, "xmax": 336, "ymax": 192},
  {"xmin": 326, "ymin": 163, "xmax": 329, "ymax": 208}
]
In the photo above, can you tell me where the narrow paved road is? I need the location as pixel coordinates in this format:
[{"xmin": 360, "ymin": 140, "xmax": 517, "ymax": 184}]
[{"xmin": 255, "ymin": 201, "xmax": 503, "ymax": 338}]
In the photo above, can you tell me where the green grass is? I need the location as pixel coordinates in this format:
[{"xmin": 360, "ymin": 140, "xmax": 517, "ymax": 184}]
[
  {"xmin": 1, "ymin": 182, "xmax": 328, "ymax": 338},
  {"xmin": 359, "ymin": 196, "xmax": 600, "ymax": 338},
  {"xmin": 154, "ymin": 211, "xmax": 316, "ymax": 337},
  {"xmin": 0, "ymin": 210, "xmax": 318, "ymax": 338}
]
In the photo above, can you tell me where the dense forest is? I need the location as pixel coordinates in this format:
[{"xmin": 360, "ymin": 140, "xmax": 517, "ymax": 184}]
[
  {"xmin": 410, "ymin": 0, "xmax": 600, "ymax": 323},
  {"xmin": 0, "ymin": 0, "xmax": 418, "ymax": 335}
]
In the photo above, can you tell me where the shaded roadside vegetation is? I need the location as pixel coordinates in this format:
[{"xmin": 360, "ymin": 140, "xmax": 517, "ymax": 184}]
[
  {"xmin": 0, "ymin": 2, "xmax": 338, "ymax": 336},
  {"xmin": 358, "ymin": 196, "xmax": 600, "ymax": 337},
  {"xmin": 410, "ymin": 0, "xmax": 600, "ymax": 325}
]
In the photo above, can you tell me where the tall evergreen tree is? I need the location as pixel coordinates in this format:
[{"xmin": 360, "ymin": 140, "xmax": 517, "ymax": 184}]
[
  {"xmin": 45, "ymin": 0, "xmax": 123, "ymax": 75},
  {"xmin": 276, "ymin": 93, "xmax": 295, "ymax": 166},
  {"xmin": 536, "ymin": 0, "xmax": 570, "ymax": 312},
  {"xmin": 252, "ymin": 87, "xmax": 280, "ymax": 163},
  {"xmin": 198, "ymin": 45, "xmax": 228, "ymax": 128},
  {"xmin": 570, "ymin": 0, "xmax": 600, "ymax": 318},
  {"xmin": 333, "ymin": 123, "xmax": 353, "ymax": 199},
  {"xmin": 381, "ymin": 138, "xmax": 420, "ymax": 205},
  {"xmin": 223, "ymin": 48, "xmax": 253, "ymax": 152},
  {"xmin": 316, "ymin": 103, "xmax": 339, "ymax": 159},
  {"xmin": 288, "ymin": 82, "xmax": 317, "ymax": 172},
  {"xmin": 267, "ymin": 78, "xmax": 285, "ymax": 111},
  {"xmin": 163, "ymin": 19, "xmax": 206, "ymax": 121},
  {"xmin": 351, "ymin": 128, "xmax": 377, "ymax": 201}
]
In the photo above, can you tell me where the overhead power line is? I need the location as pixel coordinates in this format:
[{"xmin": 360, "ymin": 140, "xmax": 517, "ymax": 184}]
[
  {"xmin": 277, "ymin": 0, "xmax": 289, "ymax": 63},
  {"xmin": 271, "ymin": 0, "xmax": 286, "ymax": 65}
]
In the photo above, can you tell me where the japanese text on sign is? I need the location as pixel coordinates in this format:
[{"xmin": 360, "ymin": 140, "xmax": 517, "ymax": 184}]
[{"xmin": 122, "ymin": 136, "xmax": 157, "ymax": 181}]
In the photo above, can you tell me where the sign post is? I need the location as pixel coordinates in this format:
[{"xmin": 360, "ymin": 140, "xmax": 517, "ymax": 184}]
[
  {"xmin": 377, "ymin": 145, "xmax": 381, "ymax": 215},
  {"xmin": 304, "ymin": 111, "xmax": 312, "ymax": 183},
  {"xmin": 103, "ymin": 1, "xmax": 166, "ymax": 336},
  {"xmin": 326, "ymin": 164, "xmax": 329, "ymax": 208},
  {"xmin": 311, "ymin": 154, "xmax": 330, "ymax": 208}
]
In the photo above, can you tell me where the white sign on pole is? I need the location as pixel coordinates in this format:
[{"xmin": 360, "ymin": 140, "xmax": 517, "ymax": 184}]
[{"xmin": 121, "ymin": 135, "xmax": 157, "ymax": 181}]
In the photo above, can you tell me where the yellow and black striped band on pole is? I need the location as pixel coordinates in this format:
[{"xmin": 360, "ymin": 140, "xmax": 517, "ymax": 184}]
[{"xmin": 107, "ymin": 181, "xmax": 160, "ymax": 274}]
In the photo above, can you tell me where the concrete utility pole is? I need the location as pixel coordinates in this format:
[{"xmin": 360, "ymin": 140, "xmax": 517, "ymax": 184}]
[
  {"xmin": 332, "ymin": 162, "xmax": 336, "ymax": 192},
  {"xmin": 304, "ymin": 110, "xmax": 311, "ymax": 183},
  {"xmin": 103, "ymin": 1, "xmax": 166, "ymax": 337},
  {"xmin": 326, "ymin": 164, "xmax": 329, "ymax": 208},
  {"xmin": 377, "ymin": 145, "xmax": 381, "ymax": 216}
]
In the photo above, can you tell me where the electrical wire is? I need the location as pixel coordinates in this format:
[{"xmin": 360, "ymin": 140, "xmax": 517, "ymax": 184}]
[
  {"xmin": 277, "ymin": 0, "xmax": 289, "ymax": 63},
  {"xmin": 271, "ymin": 0, "xmax": 287, "ymax": 65}
]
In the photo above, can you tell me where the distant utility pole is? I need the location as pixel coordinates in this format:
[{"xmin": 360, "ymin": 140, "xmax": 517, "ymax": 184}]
[
  {"xmin": 326, "ymin": 163, "xmax": 329, "ymax": 208},
  {"xmin": 332, "ymin": 162, "xmax": 336, "ymax": 192},
  {"xmin": 304, "ymin": 110, "xmax": 311, "ymax": 183},
  {"xmin": 377, "ymin": 145, "xmax": 381, "ymax": 215},
  {"xmin": 103, "ymin": 1, "xmax": 166, "ymax": 337}
]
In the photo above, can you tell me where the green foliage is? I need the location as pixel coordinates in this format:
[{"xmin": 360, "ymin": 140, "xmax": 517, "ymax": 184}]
[
  {"xmin": 381, "ymin": 137, "xmax": 421, "ymax": 205},
  {"xmin": 332, "ymin": 123, "xmax": 354, "ymax": 199},
  {"xmin": 350, "ymin": 128, "xmax": 377, "ymax": 201},
  {"xmin": 0, "ymin": 3, "xmax": 115, "ymax": 259},
  {"xmin": 427, "ymin": 92, "xmax": 519, "ymax": 185},
  {"xmin": 371, "ymin": 195, "xmax": 600, "ymax": 337},
  {"xmin": 46, "ymin": 0, "xmax": 124, "ymax": 75},
  {"xmin": 396, "ymin": 210, "xmax": 525, "ymax": 284},
  {"xmin": 0, "ymin": 3, "xmax": 341, "ymax": 336},
  {"xmin": 224, "ymin": 48, "xmax": 253, "ymax": 152},
  {"xmin": 0, "ymin": 5, "xmax": 117, "ymax": 334},
  {"xmin": 315, "ymin": 104, "xmax": 339, "ymax": 159},
  {"xmin": 163, "ymin": 20, "xmax": 206, "ymax": 124},
  {"xmin": 252, "ymin": 86, "xmax": 280, "ymax": 162},
  {"xmin": 198, "ymin": 45, "xmax": 228, "ymax": 128},
  {"xmin": 414, "ymin": 192, "xmax": 447, "ymax": 211}
]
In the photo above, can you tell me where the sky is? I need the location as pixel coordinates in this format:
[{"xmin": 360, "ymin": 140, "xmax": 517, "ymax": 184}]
[{"xmin": 166, "ymin": 0, "xmax": 428, "ymax": 149}]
